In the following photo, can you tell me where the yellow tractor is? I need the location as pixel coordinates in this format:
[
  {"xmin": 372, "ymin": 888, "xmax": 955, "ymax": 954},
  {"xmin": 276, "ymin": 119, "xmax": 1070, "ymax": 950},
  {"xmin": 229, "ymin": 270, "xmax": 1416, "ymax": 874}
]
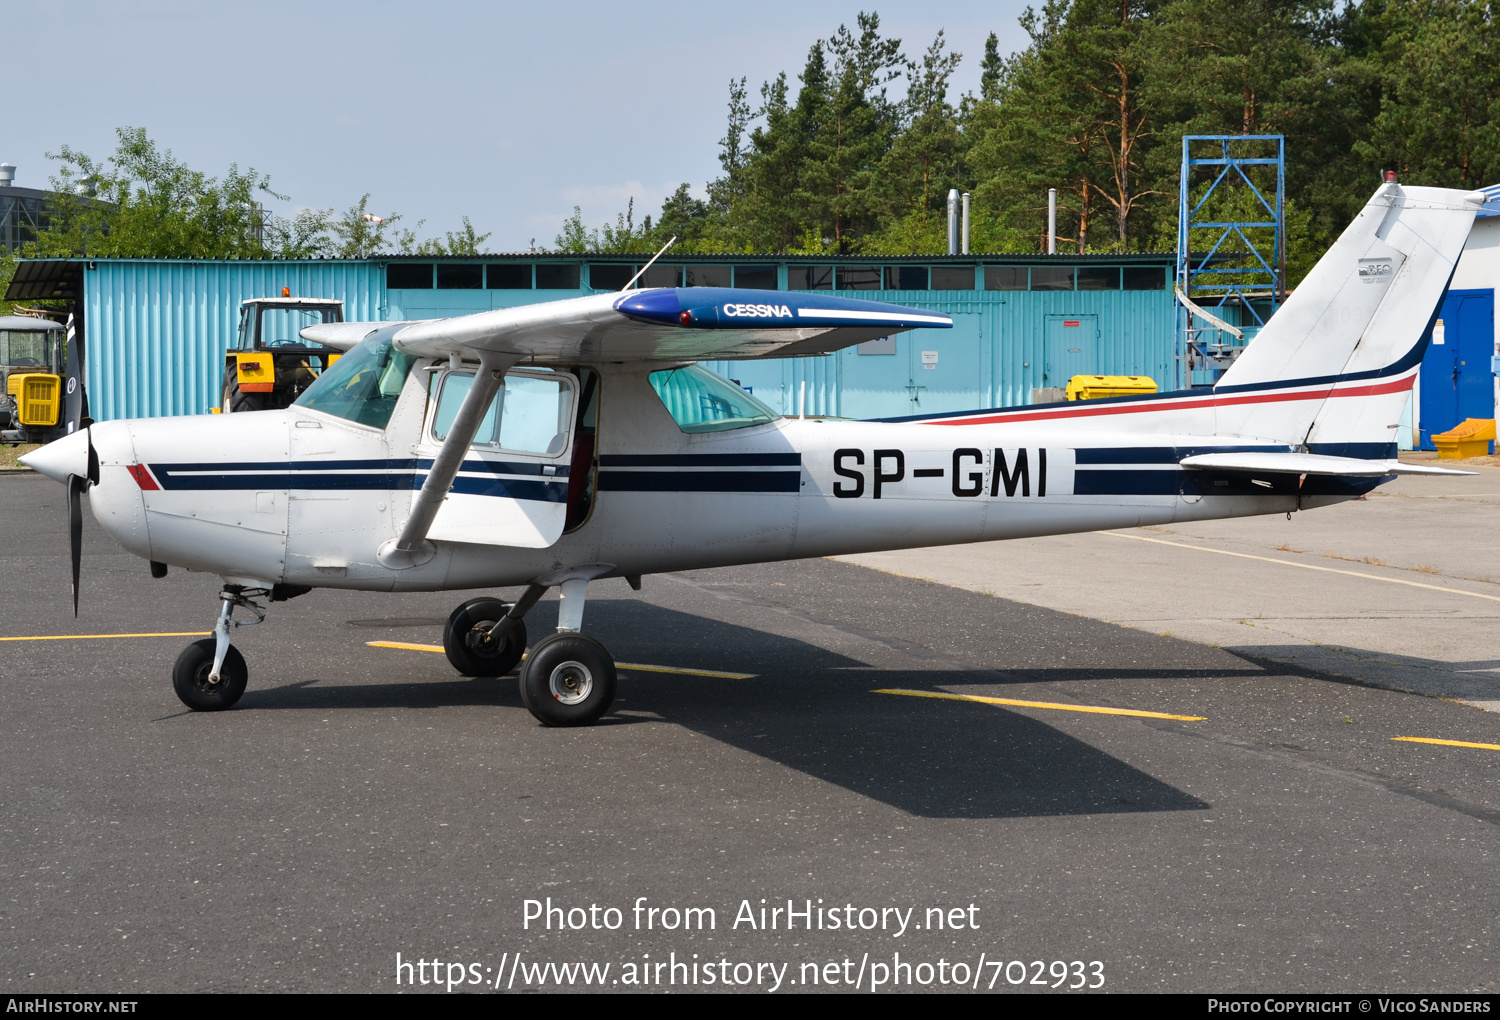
[
  {"xmin": 221, "ymin": 296, "xmax": 345, "ymax": 413},
  {"xmin": 0, "ymin": 314, "xmax": 65, "ymax": 443}
]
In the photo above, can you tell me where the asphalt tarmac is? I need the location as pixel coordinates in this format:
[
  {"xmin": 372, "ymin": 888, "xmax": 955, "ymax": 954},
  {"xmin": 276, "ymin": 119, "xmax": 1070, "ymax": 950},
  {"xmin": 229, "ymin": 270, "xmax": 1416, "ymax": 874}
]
[{"xmin": 2, "ymin": 472, "xmax": 1497, "ymax": 994}]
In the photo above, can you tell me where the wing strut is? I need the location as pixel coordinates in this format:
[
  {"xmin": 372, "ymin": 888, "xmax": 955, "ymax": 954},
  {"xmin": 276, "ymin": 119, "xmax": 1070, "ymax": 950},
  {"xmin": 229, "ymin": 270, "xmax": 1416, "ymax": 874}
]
[{"xmin": 377, "ymin": 352, "xmax": 517, "ymax": 569}]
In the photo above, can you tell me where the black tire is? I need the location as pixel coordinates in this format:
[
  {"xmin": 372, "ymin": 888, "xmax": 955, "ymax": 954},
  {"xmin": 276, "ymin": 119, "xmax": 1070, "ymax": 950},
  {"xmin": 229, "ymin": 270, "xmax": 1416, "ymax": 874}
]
[
  {"xmin": 222, "ymin": 362, "xmax": 269, "ymax": 413},
  {"xmin": 172, "ymin": 638, "xmax": 248, "ymax": 711},
  {"xmin": 518, "ymin": 632, "xmax": 616, "ymax": 727},
  {"xmin": 444, "ymin": 597, "xmax": 527, "ymax": 677}
]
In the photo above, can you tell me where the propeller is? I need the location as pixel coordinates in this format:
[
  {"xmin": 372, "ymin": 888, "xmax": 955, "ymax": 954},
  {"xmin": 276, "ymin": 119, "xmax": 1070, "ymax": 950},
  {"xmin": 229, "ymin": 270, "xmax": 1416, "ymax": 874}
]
[
  {"xmin": 67, "ymin": 474, "xmax": 83, "ymax": 617},
  {"xmin": 65, "ymin": 427, "xmax": 98, "ymax": 618}
]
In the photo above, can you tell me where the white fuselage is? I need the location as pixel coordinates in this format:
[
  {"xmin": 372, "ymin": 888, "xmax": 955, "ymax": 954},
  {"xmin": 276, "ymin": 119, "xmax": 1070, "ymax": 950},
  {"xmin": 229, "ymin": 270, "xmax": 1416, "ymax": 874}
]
[{"xmin": 81, "ymin": 360, "xmax": 1369, "ymax": 593}]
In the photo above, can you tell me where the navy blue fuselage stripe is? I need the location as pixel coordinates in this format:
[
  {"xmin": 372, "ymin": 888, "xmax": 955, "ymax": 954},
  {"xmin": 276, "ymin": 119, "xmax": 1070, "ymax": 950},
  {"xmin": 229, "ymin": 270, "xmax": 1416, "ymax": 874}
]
[
  {"xmin": 1074, "ymin": 444, "xmax": 1289, "ymax": 464},
  {"xmin": 599, "ymin": 453, "xmax": 801, "ymax": 467},
  {"xmin": 447, "ymin": 476, "xmax": 568, "ymax": 502},
  {"xmin": 599, "ymin": 471, "xmax": 800, "ymax": 493}
]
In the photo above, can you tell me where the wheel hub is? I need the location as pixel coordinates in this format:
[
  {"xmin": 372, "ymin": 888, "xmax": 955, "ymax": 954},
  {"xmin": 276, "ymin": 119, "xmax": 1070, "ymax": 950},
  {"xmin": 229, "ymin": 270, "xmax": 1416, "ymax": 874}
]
[{"xmin": 548, "ymin": 661, "xmax": 594, "ymax": 705}]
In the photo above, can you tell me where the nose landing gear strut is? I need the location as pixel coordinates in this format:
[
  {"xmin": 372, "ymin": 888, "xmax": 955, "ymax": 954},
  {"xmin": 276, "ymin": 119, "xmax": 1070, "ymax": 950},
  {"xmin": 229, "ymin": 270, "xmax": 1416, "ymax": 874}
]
[{"xmin": 172, "ymin": 585, "xmax": 267, "ymax": 711}]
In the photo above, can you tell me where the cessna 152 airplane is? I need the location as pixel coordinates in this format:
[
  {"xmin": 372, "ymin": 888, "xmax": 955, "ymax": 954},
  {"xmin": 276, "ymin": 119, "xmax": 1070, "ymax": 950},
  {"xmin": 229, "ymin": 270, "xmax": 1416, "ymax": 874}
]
[{"xmin": 20, "ymin": 180, "xmax": 1484, "ymax": 726}]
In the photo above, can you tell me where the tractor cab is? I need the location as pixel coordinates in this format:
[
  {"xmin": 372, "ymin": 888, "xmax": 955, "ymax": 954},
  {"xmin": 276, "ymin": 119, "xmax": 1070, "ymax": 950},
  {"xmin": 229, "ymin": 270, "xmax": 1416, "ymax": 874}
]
[
  {"xmin": 222, "ymin": 297, "xmax": 344, "ymax": 412},
  {"xmin": 0, "ymin": 314, "xmax": 65, "ymax": 443}
]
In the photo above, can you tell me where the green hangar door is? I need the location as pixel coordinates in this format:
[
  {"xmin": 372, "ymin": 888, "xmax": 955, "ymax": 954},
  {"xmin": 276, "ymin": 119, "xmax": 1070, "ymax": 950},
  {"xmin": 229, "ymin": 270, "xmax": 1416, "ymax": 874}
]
[{"xmin": 1043, "ymin": 314, "xmax": 1099, "ymax": 388}]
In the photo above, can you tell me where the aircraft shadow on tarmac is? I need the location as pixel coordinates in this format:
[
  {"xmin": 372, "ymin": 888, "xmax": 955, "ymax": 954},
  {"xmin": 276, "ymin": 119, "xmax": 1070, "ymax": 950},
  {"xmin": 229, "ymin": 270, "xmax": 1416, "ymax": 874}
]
[
  {"xmin": 1227, "ymin": 642, "xmax": 1500, "ymax": 701},
  {"xmin": 239, "ymin": 600, "xmax": 1210, "ymax": 821}
]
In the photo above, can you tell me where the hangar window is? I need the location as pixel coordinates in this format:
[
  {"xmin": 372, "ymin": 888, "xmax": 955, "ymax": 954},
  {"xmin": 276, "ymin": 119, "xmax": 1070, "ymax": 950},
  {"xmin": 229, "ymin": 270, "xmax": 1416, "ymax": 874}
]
[
  {"xmin": 790, "ymin": 266, "xmax": 834, "ymax": 291},
  {"xmin": 387, "ymin": 263, "xmax": 433, "ymax": 289},
  {"xmin": 884, "ymin": 266, "xmax": 928, "ymax": 290},
  {"xmin": 1030, "ymin": 266, "xmax": 1075, "ymax": 291},
  {"xmin": 487, "ymin": 264, "xmax": 532, "ymax": 289},
  {"xmin": 1077, "ymin": 267, "xmax": 1119, "ymax": 291},
  {"xmin": 685, "ymin": 265, "xmax": 731, "ymax": 288},
  {"xmin": 648, "ymin": 364, "xmax": 780, "ymax": 434},
  {"xmin": 589, "ymin": 264, "xmax": 634, "ymax": 290},
  {"xmin": 437, "ymin": 264, "xmax": 483, "ymax": 289},
  {"xmin": 1123, "ymin": 266, "xmax": 1166, "ymax": 290},
  {"xmin": 535, "ymin": 264, "xmax": 581, "ymax": 289},
  {"xmin": 931, "ymin": 266, "xmax": 975, "ymax": 290},
  {"xmin": 642, "ymin": 264, "xmax": 683, "ymax": 288},
  {"xmin": 432, "ymin": 369, "xmax": 575, "ymax": 456},
  {"xmin": 733, "ymin": 265, "xmax": 777, "ymax": 290},
  {"xmin": 294, "ymin": 332, "xmax": 416, "ymax": 430},
  {"xmin": 836, "ymin": 266, "xmax": 881, "ymax": 291},
  {"xmin": 984, "ymin": 266, "xmax": 1027, "ymax": 290}
]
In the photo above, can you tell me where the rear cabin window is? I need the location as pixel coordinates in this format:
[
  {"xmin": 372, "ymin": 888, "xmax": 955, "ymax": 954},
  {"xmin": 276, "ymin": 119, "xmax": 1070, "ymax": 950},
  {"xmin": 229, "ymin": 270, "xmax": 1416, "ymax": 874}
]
[
  {"xmin": 293, "ymin": 333, "xmax": 416, "ymax": 430},
  {"xmin": 432, "ymin": 370, "xmax": 574, "ymax": 456},
  {"xmin": 648, "ymin": 365, "xmax": 780, "ymax": 434}
]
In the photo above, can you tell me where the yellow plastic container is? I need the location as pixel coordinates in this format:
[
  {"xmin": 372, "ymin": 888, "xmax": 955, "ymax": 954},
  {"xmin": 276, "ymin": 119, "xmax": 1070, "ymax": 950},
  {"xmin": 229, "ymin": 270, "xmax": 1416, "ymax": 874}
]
[
  {"xmin": 1432, "ymin": 417, "xmax": 1495, "ymax": 459},
  {"xmin": 1066, "ymin": 374, "xmax": 1158, "ymax": 401},
  {"xmin": 6, "ymin": 373, "xmax": 60, "ymax": 426}
]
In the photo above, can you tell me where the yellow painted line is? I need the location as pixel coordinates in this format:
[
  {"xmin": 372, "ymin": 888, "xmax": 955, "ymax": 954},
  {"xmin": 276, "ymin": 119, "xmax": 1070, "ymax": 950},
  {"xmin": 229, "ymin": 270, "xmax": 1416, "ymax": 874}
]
[
  {"xmin": 0, "ymin": 631, "xmax": 211, "ymax": 642},
  {"xmin": 875, "ymin": 688, "xmax": 1206, "ymax": 721},
  {"xmin": 365, "ymin": 640, "xmax": 754, "ymax": 679},
  {"xmin": 1393, "ymin": 736, "xmax": 1500, "ymax": 752},
  {"xmin": 1107, "ymin": 532, "xmax": 1500, "ymax": 604},
  {"xmin": 367, "ymin": 640, "xmax": 445, "ymax": 653}
]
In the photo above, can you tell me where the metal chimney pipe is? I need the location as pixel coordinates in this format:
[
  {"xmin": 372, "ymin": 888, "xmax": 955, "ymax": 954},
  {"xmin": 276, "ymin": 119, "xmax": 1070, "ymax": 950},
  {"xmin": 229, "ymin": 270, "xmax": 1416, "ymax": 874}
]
[
  {"xmin": 1047, "ymin": 188, "xmax": 1057, "ymax": 255},
  {"xmin": 0, "ymin": 164, "xmax": 15, "ymax": 187},
  {"xmin": 947, "ymin": 189, "xmax": 959, "ymax": 255},
  {"xmin": 961, "ymin": 193, "xmax": 971, "ymax": 255}
]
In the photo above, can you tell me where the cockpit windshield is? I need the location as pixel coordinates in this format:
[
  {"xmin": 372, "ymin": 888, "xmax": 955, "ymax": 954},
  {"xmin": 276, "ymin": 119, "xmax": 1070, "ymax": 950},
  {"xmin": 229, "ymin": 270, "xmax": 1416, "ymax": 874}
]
[
  {"xmin": 292, "ymin": 332, "xmax": 416, "ymax": 429},
  {"xmin": 648, "ymin": 364, "xmax": 780, "ymax": 433}
]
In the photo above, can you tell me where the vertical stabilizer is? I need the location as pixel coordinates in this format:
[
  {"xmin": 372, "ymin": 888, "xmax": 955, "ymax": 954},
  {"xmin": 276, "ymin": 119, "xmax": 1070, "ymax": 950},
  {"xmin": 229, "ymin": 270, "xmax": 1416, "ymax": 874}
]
[{"xmin": 1213, "ymin": 183, "xmax": 1483, "ymax": 452}]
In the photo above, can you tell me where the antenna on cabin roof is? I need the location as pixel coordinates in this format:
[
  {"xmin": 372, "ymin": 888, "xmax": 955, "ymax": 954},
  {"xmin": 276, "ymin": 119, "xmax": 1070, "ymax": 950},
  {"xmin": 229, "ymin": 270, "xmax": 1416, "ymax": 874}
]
[{"xmin": 621, "ymin": 236, "xmax": 678, "ymax": 291}]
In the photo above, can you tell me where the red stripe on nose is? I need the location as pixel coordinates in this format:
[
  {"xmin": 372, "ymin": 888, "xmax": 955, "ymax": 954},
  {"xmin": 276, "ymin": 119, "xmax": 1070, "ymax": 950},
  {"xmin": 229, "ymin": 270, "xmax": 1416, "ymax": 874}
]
[{"xmin": 126, "ymin": 464, "xmax": 160, "ymax": 491}]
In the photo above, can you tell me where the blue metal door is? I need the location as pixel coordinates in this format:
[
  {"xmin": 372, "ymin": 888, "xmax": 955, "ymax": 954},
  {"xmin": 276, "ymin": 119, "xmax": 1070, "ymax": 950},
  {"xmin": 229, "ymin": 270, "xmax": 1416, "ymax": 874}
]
[
  {"xmin": 904, "ymin": 316, "xmax": 982, "ymax": 415},
  {"xmin": 1418, "ymin": 289, "xmax": 1494, "ymax": 448},
  {"xmin": 1043, "ymin": 314, "xmax": 1100, "ymax": 388}
]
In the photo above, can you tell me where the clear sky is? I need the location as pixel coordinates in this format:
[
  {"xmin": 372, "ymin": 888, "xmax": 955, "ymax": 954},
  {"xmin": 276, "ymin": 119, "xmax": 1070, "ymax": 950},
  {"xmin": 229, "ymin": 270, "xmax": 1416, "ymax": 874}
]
[{"xmin": 3, "ymin": 1, "xmax": 1032, "ymax": 251}]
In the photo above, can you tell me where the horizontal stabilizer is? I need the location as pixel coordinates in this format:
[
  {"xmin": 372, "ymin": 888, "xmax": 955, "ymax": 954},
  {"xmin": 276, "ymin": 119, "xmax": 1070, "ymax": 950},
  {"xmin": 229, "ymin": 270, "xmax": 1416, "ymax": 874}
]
[{"xmin": 1179, "ymin": 452, "xmax": 1475, "ymax": 477}]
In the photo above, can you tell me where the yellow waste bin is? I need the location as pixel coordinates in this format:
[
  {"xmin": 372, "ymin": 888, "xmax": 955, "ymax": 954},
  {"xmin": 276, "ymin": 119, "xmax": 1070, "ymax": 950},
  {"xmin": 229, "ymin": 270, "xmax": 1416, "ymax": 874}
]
[
  {"xmin": 1066, "ymin": 375, "xmax": 1158, "ymax": 401},
  {"xmin": 1432, "ymin": 418, "xmax": 1495, "ymax": 459}
]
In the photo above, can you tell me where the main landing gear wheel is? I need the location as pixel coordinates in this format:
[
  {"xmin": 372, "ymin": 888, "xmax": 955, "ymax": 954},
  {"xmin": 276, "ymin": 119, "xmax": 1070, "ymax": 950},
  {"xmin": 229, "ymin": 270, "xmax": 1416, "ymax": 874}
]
[
  {"xmin": 172, "ymin": 638, "xmax": 248, "ymax": 711},
  {"xmin": 519, "ymin": 632, "xmax": 617, "ymax": 727},
  {"xmin": 444, "ymin": 597, "xmax": 527, "ymax": 677}
]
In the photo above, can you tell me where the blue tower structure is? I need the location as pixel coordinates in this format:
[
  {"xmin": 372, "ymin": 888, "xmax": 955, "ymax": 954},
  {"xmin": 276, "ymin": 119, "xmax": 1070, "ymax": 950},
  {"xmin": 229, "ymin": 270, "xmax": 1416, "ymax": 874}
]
[{"xmin": 1176, "ymin": 135, "xmax": 1286, "ymax": 387}]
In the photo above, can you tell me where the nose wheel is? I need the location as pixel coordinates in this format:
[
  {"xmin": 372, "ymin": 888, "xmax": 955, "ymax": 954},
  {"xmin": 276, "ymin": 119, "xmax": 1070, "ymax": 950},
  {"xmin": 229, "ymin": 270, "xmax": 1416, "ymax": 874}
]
[{"xmin": 172, "ymin": 584, "xmax": 266, "ymax": 711}]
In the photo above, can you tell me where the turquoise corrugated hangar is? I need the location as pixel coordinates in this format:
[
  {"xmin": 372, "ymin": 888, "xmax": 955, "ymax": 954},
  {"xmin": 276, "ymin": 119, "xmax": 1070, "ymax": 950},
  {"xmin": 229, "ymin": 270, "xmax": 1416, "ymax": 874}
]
[{"xmin": 5, "ymin": 253, "xmax": 1177, "ymax": 422}]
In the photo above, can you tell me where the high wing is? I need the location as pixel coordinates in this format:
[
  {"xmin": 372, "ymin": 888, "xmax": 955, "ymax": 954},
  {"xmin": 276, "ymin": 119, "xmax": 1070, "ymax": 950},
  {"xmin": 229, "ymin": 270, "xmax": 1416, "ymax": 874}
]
[{"xmin": 302, "ymin": 287, "xmax": 951, "ymax": 362}]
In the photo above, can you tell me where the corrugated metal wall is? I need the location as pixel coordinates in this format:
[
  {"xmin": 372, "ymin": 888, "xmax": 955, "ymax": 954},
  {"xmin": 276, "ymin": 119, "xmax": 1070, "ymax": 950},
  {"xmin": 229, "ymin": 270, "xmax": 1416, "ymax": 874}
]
[
  {"xmin": 85, "ymin": 261, "xmax": 387, "ymax": 421},
  {"xmin": 704, "ymin": 287, "xmax": 1176, "ymax": 418},
  {"xmin": 79, "ymin": 258, "xmax": 1178, "ymax": 421}
]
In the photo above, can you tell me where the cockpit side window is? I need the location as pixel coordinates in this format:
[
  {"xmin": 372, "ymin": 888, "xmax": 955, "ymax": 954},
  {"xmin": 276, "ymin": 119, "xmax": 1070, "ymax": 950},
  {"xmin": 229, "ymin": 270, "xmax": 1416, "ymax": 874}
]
[
  {"xmin": 292, "ymin": 333, "xmax": 416, "ymax": 429},
  {"xmin": 431, "ymin": 369, "xmax": 575, "ymax": 457},
  {"xmin": 648, "ymin": 364, "xmax": 780, "ymax": 433}
]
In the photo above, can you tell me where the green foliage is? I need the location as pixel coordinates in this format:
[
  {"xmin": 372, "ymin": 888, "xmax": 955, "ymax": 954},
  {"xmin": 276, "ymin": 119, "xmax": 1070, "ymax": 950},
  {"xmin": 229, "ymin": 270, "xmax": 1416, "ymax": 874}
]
[
  {"xmin": 21, "ymin": 127, "xmax": 486, "ymax": 264},
  {"xmin": 566, "ymin": 0, "xmax": 1500, "ymax": 281}
]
